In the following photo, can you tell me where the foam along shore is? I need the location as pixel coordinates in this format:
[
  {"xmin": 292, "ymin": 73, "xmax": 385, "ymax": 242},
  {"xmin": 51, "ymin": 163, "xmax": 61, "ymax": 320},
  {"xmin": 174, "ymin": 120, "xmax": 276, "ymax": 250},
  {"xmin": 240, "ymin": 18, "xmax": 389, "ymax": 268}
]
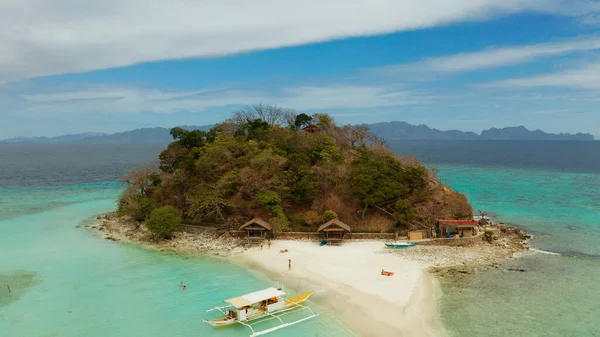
[{"xmin": 237, "ymin": 240, "xmax": 447, "ymax": 337}]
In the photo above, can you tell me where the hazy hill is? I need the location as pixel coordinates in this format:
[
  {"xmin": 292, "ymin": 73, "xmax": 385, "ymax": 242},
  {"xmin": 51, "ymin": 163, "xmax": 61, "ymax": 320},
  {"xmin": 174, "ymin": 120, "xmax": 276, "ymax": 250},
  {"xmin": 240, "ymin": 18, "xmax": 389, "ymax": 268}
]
[
  {"xmin": 0, "ymin": 132, "xmax": 106, "ymax": 144},
  {"xmin": 1, "ymin": 122, "xmax": 594, "ymax": 144},
  {"xmin": 367, "ymin": 122, "xmax": 480, "ymax": 140},
  {"xmin": 368, "ymin": 122, "xmax": 594, "ymax": 141},
  {"xmin": 480, "ymin": 126, "xmax": 595, "ymax": 140}
]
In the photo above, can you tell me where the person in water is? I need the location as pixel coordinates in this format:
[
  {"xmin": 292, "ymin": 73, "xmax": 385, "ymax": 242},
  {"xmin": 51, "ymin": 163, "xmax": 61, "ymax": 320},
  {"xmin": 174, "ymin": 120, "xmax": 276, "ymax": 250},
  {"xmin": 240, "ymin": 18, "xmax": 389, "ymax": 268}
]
[
  {"xmin": 183, "ymin": 285, "xmax": 187, "ymax": 291},
  {"xmin": 180, "ymin": 282, "xmax": 185, "ymax": 288}
]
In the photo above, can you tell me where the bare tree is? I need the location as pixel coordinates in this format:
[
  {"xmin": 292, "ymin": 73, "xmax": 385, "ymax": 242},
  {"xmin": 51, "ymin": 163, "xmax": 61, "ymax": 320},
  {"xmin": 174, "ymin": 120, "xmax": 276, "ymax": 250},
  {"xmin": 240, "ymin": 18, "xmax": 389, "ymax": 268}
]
[
  {"xmin": 335, "ymin": 124, "xmax": 374, "ymax": 148},
  {"xmin": 121, "ymin": 162, "xmax": 158, "ymax": 197},
  {"xmin": 283, "ymin": 110, "xmax": 298, "ymax": 129},
  {"xmin": 232, "ymin": 103, "xmax": 295, "ymax": 126}
]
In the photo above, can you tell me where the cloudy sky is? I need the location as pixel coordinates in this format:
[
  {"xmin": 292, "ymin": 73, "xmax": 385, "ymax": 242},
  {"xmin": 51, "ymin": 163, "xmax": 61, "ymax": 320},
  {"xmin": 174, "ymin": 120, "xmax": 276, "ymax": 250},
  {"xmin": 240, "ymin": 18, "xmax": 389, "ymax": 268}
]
[{"xmin": 2, "ymin": 0, "xmax": 600, "ymax": 138}]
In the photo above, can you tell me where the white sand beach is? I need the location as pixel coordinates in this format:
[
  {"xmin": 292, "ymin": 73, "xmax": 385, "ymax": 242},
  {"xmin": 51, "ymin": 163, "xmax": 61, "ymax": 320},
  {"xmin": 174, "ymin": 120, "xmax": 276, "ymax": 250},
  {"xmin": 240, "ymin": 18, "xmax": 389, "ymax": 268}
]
[{"xmin": 238, "ymin": 240, "xmax": 447, "ymax": 337}]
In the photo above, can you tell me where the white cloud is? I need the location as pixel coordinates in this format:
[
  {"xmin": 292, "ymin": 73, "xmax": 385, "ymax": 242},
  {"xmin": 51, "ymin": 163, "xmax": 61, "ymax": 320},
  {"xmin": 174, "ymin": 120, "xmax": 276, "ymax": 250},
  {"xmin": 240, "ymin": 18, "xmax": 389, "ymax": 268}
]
[
  {"xmin": 2, "ymin": 0, "xmax": 600, "ymax": 82},
  {"xmin": 276, "ymin": 86, "xmax": 416, "ymax": 109},
  {"xmin": 581, "ymin": 14, "xmax": 600, "ymax": 25},
  {"xmin": 484, "ymin": 61, "xmax": 600, "ymax": 88},
  {"xmin": 3, "ymin": 83, "xmax": 416, "ymax": 118},
  {"xmin": 376, "ymin": 35, "xmax": 600, "ymax": 74}
]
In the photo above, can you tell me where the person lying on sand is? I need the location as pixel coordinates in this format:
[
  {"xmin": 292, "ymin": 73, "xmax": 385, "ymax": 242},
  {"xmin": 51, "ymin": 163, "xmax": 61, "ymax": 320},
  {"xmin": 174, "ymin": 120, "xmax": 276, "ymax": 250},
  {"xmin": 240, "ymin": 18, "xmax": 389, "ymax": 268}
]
[{"xmin": 279, "ymin": 249, "xmax": 288, "ymax": 253}]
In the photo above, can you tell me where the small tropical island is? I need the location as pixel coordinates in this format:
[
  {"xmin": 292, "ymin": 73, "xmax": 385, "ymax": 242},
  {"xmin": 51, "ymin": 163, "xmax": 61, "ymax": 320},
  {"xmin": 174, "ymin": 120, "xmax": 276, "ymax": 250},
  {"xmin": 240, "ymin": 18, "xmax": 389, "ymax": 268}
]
[{"xmin": 89, "ymin": 104, "xmax": 528, "ymax": 337}]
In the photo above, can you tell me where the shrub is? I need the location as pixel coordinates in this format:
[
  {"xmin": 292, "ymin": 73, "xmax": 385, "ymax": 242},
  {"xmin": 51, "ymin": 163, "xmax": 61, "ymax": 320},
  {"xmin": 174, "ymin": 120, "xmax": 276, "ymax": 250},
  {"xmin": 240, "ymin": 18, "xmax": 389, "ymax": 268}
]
[
  {"xmin": 269, "ymin": 217, "xmax": 291, "ymax": 233},
  {"xmin": 270, "ymin": 205, "xmax": 287, "ymax": 220},
  {"xmin": 303, "ymin": 210, "xmax": 322, "ymax": 225},
  {"xmin": 323, "ymin": 210, "xmax": 338, "ymax": 222},
  {"xmin": 257, "ymin": 190, "xmax": 282, "ymax": 207},
  {"xmin": 139, "ymin": 197, "xmax": 158, "ymax": 219},
  {"xmin": 146, "ymin": 206, "xmax": 181, "ymax": 239}
]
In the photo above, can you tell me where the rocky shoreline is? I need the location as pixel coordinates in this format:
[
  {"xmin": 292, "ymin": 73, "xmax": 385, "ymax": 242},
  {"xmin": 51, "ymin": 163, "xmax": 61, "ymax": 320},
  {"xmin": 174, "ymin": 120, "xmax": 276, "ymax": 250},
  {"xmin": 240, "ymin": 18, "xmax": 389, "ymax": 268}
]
[
  {"xmin": 389, "ymin": 225, "xmax": 530, "ymax": 278},
  {"xmin": 86, "ymin": 213, "xmax": 529, "ymax": 274},
  {"xmin": 85, "ymin": 212, "xmax": 245, "ymax": 256}
]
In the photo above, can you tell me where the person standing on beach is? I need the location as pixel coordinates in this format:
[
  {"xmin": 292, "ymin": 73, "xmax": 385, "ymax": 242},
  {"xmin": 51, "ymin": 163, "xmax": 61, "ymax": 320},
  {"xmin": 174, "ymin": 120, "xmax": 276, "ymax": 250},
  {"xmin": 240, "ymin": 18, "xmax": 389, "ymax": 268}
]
[
  {"xmin": 267, "ymin": 239, "xmax": 271, "ymax": 249},
  {"xmin": 260, "ymin": 242, "xmax": 263, "ymax": 250},
  {"xmin": 288, "ymin": 259, "xmax": 292, "ymax": 270}
]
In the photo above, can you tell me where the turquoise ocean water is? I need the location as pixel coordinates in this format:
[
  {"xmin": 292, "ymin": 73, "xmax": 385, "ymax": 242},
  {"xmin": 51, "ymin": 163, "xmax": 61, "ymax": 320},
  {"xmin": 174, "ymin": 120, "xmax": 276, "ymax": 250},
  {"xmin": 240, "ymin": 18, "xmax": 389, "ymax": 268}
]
[
  {"xmin": 390, "ymin": 141, "xmax": 600, "ymax": 337},
  {"xmin": 2, "ymin": 142, "xmax": 600, "ymax": 337},
  {"xmin": 0, "ymin": 145, "xmax": 352, "ymax": 337}
]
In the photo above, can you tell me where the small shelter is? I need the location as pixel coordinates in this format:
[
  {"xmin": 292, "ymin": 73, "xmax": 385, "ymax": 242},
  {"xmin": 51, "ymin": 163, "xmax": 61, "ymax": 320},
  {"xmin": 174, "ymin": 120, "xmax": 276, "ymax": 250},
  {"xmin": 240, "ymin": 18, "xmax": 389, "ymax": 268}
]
[
  {"xmin": 437, "ymin": 220, "xmax": 479, "ymax": 238},
  {"xmin": 239, "ymin": 218, "xmax": 273, "ymax": 246},
  {"xmin": 302, "ymin": 124, "xmax": 319, "ymax": 133},
  {"xmin": 317, "ymin": 218, "xmax": 351, "ymax": 245}
]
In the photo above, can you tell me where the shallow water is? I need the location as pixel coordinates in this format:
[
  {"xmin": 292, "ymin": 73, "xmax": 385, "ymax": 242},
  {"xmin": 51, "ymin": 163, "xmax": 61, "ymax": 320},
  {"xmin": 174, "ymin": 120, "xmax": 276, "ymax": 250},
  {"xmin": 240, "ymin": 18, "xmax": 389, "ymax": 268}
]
[
  {"xmin": 3, "ymin": 142, "xmax": 600, "ymax": 337},
  {"xmin": 0, "ymin": 146, "xmax": 353, "ymax": 337},
  {"xmin": 433, "ymin": 163, "xmax": 600, "ymax": 337}
]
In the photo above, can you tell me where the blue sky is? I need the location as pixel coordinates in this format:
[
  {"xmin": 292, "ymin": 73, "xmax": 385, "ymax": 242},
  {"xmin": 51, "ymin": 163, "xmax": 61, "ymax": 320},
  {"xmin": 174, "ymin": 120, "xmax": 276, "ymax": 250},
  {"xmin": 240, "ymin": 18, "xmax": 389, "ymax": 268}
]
[{"xmin": 2, "ymin": 0, "xmax": 600, "ymax": 138}]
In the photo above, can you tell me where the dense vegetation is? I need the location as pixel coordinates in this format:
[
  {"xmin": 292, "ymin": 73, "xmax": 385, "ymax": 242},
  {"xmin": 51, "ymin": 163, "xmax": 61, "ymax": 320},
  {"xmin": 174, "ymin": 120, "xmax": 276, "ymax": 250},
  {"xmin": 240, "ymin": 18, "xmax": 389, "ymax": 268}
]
[{"xmin": 118, "ymin": 104, "xmax": 472, "ymax": 236}]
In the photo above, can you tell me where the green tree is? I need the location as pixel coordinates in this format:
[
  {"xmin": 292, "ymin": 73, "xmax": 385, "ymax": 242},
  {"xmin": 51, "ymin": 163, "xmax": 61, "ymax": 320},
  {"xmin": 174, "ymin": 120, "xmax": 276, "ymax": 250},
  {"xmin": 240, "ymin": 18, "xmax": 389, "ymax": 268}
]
[
  {"xmin": 170, "ymin": 127, "xmax": 210, "ymax": 148},
  {"xmin": 246, "ymin": 119, "xmax": 270, "ymax": 140},
  {"xmin": 349, "ymin": 151, "xmax": 414, "ymax": 217},
  {"xmin": 323, "ymin": 210, "xmax": 338, "ymax": 222},
  {"xmin": 139, "ymin": 197, "xmax": 158, "ymax": 219},
  {"xmin": 393, "ymin": 199, "xmax": 418, "ymax": 225},
  {"xmin": 146, "ymin": 206, "xmax": 181, "ymax": 239},
  {"xmin": 257, "ymin": 190, "xmax": 282, "ymax": 207},
  {"xmin": 294, "ymin": 113, "xmax": 313, "ymax": 130}
]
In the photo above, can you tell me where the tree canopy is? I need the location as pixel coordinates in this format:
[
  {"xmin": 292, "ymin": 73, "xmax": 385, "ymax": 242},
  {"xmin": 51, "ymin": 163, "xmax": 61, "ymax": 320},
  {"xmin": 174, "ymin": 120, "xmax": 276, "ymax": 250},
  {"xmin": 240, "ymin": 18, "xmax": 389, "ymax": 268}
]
[{"xmin": 119, "ymin": 104, "xmax": 472, "ymax": 233}]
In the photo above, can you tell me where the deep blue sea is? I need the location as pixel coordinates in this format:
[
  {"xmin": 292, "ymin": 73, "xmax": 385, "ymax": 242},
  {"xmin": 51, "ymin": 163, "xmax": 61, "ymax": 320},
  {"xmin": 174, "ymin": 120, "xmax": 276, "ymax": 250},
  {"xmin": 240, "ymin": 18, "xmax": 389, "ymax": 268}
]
[{"xmin": 1, "ymin": 141, "xmax": 599, "ymax": 337}]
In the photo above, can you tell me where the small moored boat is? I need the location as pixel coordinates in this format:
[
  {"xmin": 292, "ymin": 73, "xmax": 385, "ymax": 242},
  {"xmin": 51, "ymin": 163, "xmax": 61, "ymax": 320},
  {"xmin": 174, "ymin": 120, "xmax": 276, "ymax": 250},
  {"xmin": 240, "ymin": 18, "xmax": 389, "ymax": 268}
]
[
  {"xmin": 385, "ymin": 242, "xmax": 416, "ymax": 248},
  {"xmin": 204, "ymin": 287, "xmax": 317, "ymax": 336}
]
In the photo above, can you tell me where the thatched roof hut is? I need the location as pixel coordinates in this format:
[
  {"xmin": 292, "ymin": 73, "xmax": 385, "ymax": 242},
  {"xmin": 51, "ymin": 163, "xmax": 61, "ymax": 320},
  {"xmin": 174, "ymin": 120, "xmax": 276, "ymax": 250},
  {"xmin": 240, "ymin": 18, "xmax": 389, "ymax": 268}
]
[
  {"xmin": 239, "ymin": 218, "xmax": 273, "ymax": 245},
  {"xmin": 239, "ymin": 218, "xmax": 273, "ymax": 231},
  {"xmin": 317, "ymin": 218, "xmax": 351, "ymax": 232},
  {"xmin": 317, "ymin": 218, "xmax": 351, "ymax": 245}
]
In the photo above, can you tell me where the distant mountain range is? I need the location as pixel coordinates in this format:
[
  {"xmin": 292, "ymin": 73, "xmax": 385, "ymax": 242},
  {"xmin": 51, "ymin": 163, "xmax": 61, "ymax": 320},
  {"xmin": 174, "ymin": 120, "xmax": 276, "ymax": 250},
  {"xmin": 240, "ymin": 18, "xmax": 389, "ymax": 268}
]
[
  {"xmin": 0, "ymin": 122, "xmax": 594, "ymax": 144},
  {"xmin": 367, "ymin": 122, "xmax": 595, "ymax": 141},
  {"xmin": 0, "ymin": 132, "xmax": 108, "ymax": 144}
]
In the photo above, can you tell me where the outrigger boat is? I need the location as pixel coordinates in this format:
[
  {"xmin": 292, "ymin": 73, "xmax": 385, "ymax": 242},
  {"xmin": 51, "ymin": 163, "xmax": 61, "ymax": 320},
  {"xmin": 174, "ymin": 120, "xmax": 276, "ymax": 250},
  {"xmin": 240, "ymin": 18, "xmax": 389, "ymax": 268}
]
[
  {"xmin": 203, "ymin": 287, "xmax": 317, "ymax": 337},
  {"xmin": 385, "ymin": 242, "xmax": 416, "ymax": 248}
]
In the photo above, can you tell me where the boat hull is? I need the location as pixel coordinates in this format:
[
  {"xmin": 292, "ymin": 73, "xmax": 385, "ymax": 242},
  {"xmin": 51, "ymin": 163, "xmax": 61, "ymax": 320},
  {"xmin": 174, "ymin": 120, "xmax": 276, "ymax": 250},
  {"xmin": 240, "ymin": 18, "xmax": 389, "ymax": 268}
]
[
  {"xmin": 203, "ymin": 317, "xmax": 237, "ymax": 328},
  {"xmin": 385, "ymin": 242, "xmax": 416, "ymax": 248}
]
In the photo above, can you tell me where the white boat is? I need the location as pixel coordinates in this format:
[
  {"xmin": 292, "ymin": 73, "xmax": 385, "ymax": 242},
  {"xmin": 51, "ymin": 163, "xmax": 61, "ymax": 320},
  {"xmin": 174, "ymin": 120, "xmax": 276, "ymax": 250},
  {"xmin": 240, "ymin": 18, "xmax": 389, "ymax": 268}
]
[{"xmin": 203, "ymin": 287, "xmax": 317, "ymax": 336}]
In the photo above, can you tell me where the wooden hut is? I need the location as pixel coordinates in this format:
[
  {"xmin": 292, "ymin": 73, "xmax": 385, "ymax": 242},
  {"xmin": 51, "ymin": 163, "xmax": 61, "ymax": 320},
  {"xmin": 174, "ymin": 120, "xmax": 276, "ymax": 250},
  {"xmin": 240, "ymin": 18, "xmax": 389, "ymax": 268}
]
[
  {"xmin": 302, "ymin": 124, "xmax": 319, "ymax": 133},
  {"xmin": 239, "ymin": 218, "xmax": 273, "ymax": 246},
  {"xmin": 437, "ymin": 220, "xmax": 479, "ymax": 238},
  {"xmin": 317, "ymin": 219, "xmax": 351, "ymax": 245}
]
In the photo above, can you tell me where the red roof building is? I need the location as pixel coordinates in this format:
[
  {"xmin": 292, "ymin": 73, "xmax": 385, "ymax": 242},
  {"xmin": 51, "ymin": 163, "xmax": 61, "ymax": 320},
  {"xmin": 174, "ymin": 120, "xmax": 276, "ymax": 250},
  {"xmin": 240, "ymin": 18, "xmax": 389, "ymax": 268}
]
[{"xmin": 302, "ymin": 124, "xmax": 319, "ymax": 133}]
